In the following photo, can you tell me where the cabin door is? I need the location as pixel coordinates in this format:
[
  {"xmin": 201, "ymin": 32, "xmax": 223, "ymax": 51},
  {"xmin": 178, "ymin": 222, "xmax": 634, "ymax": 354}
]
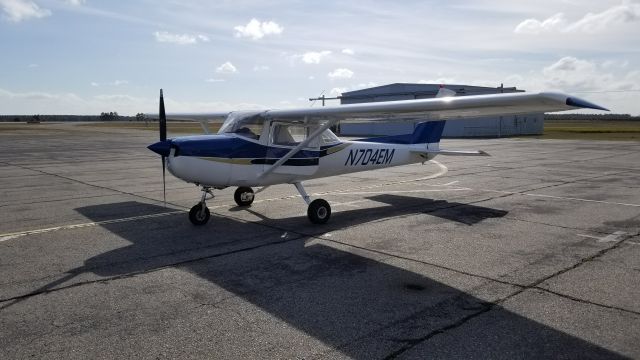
[{"xmin": 266, "ymin": 122, "xmax": 320, "ymax": 176}]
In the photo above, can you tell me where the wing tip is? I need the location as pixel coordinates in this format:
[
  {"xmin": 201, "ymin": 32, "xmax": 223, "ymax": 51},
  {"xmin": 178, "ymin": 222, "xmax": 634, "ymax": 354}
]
[{"xmin": 566, "ymin": 97, "xmax": 609, "ymax": 111}]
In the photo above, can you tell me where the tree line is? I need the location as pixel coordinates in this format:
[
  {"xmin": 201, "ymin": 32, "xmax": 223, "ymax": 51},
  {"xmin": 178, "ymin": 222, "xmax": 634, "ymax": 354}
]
[
  {"xmin": 0, "ymin": 113, "xmax": 151, "ymax": 122},
  {"xmin": 545, "ymin": 113, "xmax": 639, "ymax": 121}
]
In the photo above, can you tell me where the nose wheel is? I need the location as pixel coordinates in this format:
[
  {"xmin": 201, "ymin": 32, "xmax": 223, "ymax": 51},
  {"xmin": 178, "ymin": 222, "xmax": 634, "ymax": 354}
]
[
  {"xmin": 189, "ymin": 186, "xmax": 214, "ymax": 226},
  {"xmin": 189, "ymin": 203, "xmax": 210, "ymax": 225}
]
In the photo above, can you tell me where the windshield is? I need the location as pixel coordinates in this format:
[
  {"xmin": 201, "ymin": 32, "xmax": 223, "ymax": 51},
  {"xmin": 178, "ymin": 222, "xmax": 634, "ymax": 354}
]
[
  {"xmin": 218, "ymin": 111, "xmax": 265, "ymax": 140},
  {"xmin": 320, "ymin": 129, "xmax": 340, "ymax": 145}
]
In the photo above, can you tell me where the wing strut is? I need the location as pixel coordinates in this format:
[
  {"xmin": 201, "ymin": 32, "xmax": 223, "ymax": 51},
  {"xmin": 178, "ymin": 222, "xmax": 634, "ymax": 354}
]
[{"xmin": 258, "ymin": 118, "xmax": 338, "ymax": 179}]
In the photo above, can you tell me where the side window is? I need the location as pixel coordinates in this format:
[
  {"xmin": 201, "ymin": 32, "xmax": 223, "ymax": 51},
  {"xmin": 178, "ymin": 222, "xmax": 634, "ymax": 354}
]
[
  {"xmin": 270, "ymin": 124, "xmax": 319, "ymax": 148},
  {"xmin": 287, "ymin": 125, "xmax": 308, "ymax": 143},
  {"xmin": 271, "ymin": 125, "xmax": 297, "ymax": 146}
]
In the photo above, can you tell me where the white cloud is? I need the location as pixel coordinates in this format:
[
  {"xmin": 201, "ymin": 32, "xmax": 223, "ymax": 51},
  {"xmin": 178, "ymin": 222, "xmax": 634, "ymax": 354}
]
[
  {"xmin": 330, "ymin": 87, "xmax": 347, "ymax": 96},
  {"xmin": 308, "ymin": 75, "xmax": 315, "ymax": 80},
  {"xmin": 565, "ymin": 2, "xmax": 640, "ymax": 33},
  {"xmin": 514, "ymin": 13, "xmax": 567, "ymax": 34},
  {"xmin": 0, "ymin": 87, "xmax": 268, "ymax": 115},
  {"xmin": 541, "ymin": 56, "xmax": 606, "ymax": 91},
  {"xmin": 253, "ymin": 65, "xmax": 270, "ymax": 71},
  {"xmin": 153, "ymin": 31, "xmax": 209, "ymax": 45},
  {"xmin": 90, "ymin": 80, "xmax": 129, "ymax": 87},
  {"xmin": 341, "ymin": 48, "xmax": 355, "ymax": 55},
  {"xmin": 602, "ymin": 59, "xmax": 629, "ymax": 69},
  {"xmin": 205, "ymin": 78, "xmax": 225, "ymax": 83},
  {"xmin": 64, "ymin": 0, "xmax": 85, "ymax": 5},
  {"xmin": 328, "ymin": 68, "xmax": 354, "ymax": 79},
  {"xmin": 216, "ymin": 61, "xmax": 237, "ymax": 74},
  {"xmin": 300, "ymin": 50, "xmax": 331, "ymax": 64},
  {"xmin": 234, "ymin": 18, "xmax": 283, "ymax": 40},
  {"xmin": 0, "ymin": 87, "xmax": 82, "ymax": 102},
  {"xmin": 93, "ymin": 94, "xmax": 138, "ymax": 102},
  {"xmin": 515, "ymin": 3, "xmax": 640, "ymax": 34},
  {"xmin": 513, "ymin": 56, "xmax": 639, "ymax": 94},
  {"xmin": 0, "ymin": 0, "xmax": 51, "ymax": 22}
]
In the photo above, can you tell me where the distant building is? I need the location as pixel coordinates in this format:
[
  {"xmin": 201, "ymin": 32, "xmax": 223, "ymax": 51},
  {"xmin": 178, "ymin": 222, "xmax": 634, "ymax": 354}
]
[{"xmin": 338, "ymin": 83, "xmax": 543, "ymax": 137}]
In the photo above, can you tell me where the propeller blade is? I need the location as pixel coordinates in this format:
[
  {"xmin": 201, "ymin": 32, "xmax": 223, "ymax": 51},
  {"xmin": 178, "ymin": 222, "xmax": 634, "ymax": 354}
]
[
  {"xmin": 159, "ymin": 89, "xmax": 167, "ymax": 141},
  {"xmin": 159, "ymin": 89, "xmax": 167, "ymax": 207},
  {"xmin": 161, "ymin": 155, "xmax": 166, "ymax": 207}
]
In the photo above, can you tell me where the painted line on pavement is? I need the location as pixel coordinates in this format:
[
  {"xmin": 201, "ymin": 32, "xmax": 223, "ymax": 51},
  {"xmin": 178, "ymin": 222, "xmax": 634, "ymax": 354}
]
[{"xmin": 0, "ymin": 211, "xmax": 184, "ymax": 243}]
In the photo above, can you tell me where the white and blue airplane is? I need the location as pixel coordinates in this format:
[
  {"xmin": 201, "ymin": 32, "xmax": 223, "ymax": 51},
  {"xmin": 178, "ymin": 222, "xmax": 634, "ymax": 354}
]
[{"xmin": 148, "ymin": 88, "xmax": 607, "ymax": 225}]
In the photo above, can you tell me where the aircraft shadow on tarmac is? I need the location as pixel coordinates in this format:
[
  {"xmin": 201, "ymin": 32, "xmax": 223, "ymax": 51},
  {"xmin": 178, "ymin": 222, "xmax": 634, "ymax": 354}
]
[{"xmin": 21, "ymin": 199, "xmax": 625, "ymax": 358}]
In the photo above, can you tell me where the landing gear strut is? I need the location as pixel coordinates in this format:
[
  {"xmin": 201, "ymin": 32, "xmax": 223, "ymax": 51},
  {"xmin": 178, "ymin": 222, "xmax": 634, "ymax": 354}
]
[
  {"xmin": 294, "ymin": 182, "xmax": 331, "ymax": 224},
  {"xmin": 189, "ymin": 186, "xmax": 213, "ymax": 225}
]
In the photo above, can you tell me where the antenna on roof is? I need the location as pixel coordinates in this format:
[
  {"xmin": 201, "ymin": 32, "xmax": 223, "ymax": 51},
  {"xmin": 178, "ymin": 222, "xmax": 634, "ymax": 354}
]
[
  {"xmin": 309, "ymin": 90, "xmax": 325, "ymax": 107},
  {"xmin": 309, "ymin": 91, "xmax": 341, "ymax": 107}
]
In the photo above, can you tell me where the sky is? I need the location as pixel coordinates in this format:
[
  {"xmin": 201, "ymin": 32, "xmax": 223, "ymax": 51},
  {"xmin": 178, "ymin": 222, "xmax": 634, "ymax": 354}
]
[{"xmin": 0, "ymin": 0, "xmax": 639, "ymax": 115}]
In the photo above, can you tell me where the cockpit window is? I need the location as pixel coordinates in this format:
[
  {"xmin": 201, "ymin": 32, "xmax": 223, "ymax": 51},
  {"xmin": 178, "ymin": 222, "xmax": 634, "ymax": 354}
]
[
  {"xmin": 320, "ymin": 129, "xmax": 340, "ymax": 145},
  {"xmin": 218, "ymin": 111, "xmax": 265, "ymax": 140}
]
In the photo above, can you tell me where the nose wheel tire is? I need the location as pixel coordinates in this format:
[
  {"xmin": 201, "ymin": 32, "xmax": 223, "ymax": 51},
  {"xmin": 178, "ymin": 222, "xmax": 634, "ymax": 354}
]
[
  {"xmin": 307, "ymin": 199, "xmax": 331, "ymax": 224},
  {"xmin": 189, "ymin": 203, "xmax": 210, "ymax": 225},
  {"xmin": 234, "ymin": 187, "xmax": 255, "ymax": 206}
]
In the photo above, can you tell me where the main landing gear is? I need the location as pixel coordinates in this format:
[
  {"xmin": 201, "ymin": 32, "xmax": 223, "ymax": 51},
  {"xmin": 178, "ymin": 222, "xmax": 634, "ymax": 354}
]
[
  {"xmin": 188, "ymin": 183, "xmax": 331, "ymax": 226},
  {"xmin": 294, "ymin": 182, "xmax": 331, "ymax": 224},
  {"xmin": 234, "ymin": 187, "xmax": 255, "ymax": 207}
]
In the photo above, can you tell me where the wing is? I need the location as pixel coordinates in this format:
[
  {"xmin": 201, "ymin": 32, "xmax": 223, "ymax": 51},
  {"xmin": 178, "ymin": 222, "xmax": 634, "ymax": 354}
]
[
  {"xmin": 147, "ymin": 112, "xmax": 230, "ymax": 134},
  {"xmin": 147, "ymin": 112, "xmax": 230, "ymax": 121},
  {"xmin": 265, "ymin": 92, "xmax": 608, "ymax": 122}
]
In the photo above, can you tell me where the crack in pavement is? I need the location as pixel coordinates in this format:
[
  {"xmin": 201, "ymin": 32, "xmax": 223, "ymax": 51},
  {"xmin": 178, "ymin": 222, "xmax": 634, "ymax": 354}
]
[
  {"xmin": 0, "ymin": 160, "xmax": 184, "ymax": 210},
  {"xmin": 0, "ymin": 229, "xmax": 304, "ymax": 309},
  {"xmin": 380, "ymin": 233, "xmax": 637, "ymax": 359},
  {"xmin": 533, "ymin": 286, "xmax": 640, "ymax": 317}
]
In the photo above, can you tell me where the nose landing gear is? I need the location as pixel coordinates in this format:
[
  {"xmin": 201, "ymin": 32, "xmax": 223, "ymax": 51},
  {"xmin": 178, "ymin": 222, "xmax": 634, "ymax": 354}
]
[{"xmin": 189, "ymin": 186, "xmax": 214, "ymax": 225}]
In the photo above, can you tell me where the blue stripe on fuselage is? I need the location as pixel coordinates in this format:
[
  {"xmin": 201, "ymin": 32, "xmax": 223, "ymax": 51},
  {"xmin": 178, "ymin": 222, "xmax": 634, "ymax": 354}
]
[
  {"xmin": 170, "ymin": 134, "xmax": 341, "ymax": 159},
  {"xmin": 356, "ymin": 121, "xmax": 446, "ymax": 144}
]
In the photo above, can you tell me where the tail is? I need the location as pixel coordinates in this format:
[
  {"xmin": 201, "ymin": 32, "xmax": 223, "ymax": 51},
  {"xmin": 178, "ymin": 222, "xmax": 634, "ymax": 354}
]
[{"xmin": 357, "ymin": 120, "xmax": 447, "ymax": 145}]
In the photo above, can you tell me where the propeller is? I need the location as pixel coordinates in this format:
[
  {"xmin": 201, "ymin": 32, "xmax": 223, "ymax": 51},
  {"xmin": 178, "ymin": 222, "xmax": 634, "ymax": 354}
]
[{"xmin": 159, "ymin": 89, "xmax": 167, "ymax": 206}]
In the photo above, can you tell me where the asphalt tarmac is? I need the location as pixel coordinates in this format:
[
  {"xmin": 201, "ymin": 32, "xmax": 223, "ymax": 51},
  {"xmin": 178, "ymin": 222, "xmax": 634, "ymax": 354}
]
[{"xmin": 1, "ymin": 123, "xmax": 639, "ymax": 359}]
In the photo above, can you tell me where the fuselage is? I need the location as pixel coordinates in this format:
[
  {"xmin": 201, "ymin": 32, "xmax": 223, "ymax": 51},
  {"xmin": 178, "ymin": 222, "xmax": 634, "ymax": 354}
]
[{"xmin": 157, "ymin": 133, "xmax": 438, "ymax": 187}]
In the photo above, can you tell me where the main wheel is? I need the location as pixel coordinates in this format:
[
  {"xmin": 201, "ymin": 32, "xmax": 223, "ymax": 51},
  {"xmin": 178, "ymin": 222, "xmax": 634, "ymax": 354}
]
[
  {"xmin": 234, "ymin": 187, "xmax": 254, "ymax": 206},
  {"xmin": 307, "ymin": 199, "xmax": 331, "ymax": 224},
  {"xmin": 189, "ymin": 203, "xmax": 210, "ymax": 225}
]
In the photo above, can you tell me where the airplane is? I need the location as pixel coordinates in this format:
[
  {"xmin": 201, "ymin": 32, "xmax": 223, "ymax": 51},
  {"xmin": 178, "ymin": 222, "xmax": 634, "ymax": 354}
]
[{"xmin": 147, "ymin": 88, "xmax": 607, "ymax": 225}]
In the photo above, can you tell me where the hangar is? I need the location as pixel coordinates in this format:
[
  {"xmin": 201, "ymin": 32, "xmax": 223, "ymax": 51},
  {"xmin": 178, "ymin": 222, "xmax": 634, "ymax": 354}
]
[{"xmin": 337, "ymin": 83, "xmax": 544, "ymax": 137}]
